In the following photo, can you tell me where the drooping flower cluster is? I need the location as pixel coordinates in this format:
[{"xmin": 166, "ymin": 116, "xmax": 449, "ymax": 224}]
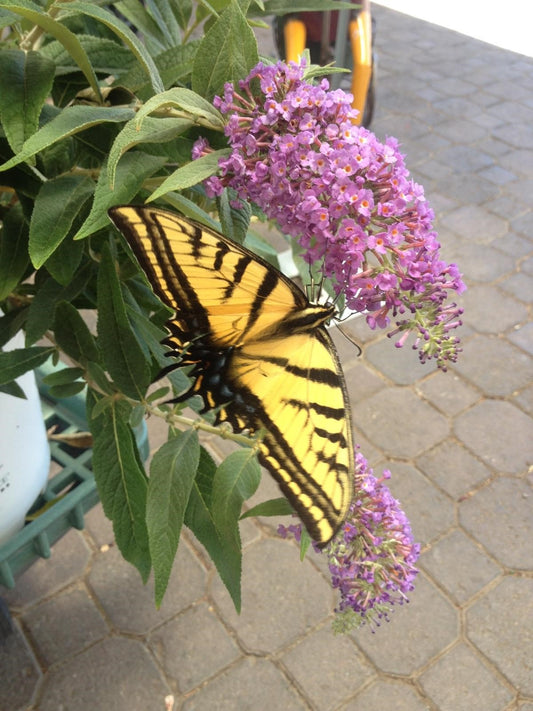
[
  {"xmin": 193, "ymin": 61, "xmax": 465, "ymax": 369},
  {"xmin": 279, "ymin": 451, "xmax": 420, "ymax": 634}
]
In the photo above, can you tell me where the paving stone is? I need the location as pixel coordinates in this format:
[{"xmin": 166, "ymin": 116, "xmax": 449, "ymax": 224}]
[
  {"xmin": 386, "ymin": 462, "xmax": 455, "ymax": 545},
  {"xmin": 280, "ymin": 625, "xmax": 375, "ymax": 710},
  {"xmin": 460, "ymin": 477, "xmax": 533, "ymax": 569},
  {"xmin": 342, "ymin": 679, "xmax": 430, "ymax": 710},
  {"xmin": 500, "ymin": 148, "xmax": 533, "ymax": 177},
  {"xmin": 455, "ymin": 400, "xmax": 533, "ymax": 473},
  {"xmin": 21, "ymin": 586, "xmax": 109, "ymax": 667},
  {"xmin": 452, "ymin": 335, "xmax": 533, "ymax": 396},
  {"xmin": 431, "ymin": 171, "xmax": 500, "ymax": 205},
  {"xmin": 416, "ymin": 439, "xmax": 491, "ymax": 499},
  {"xmin": 0, "ymin": 621, "xmax": 41, "ymax": 711},
  {"xmin": 353, "ymin": 573, "xmax": 458, "ymax": 676},
  {"xmin": 510, "ymin": 210, "xmax": 533, "ymax": 238},
  {"xmin": 418, "ymin": 642, "xmax": 514, "ymax": 711},
  {"xmin": 445, "ymin": 241, "xmax": 516, "ymax": 282},
  {"xmin": 36, "ymin": 637, "xmax": 171, "ymax": 711},
  {"xmin": 420, "ymin": 529, "xmax": 502, "ymax": 604},
  {"xmin": 84, "ymin": 502, "xmax": 115, "ymax": 549},
  {"xmin": 500, "ymin": 272, "xmax": 533, "ymax": 302},
  {"xmin": 1, "ymin": 529, "xmax": 90, "ymax": 608},
  {"xmin": 440, "ymin": 205, "xmax": 508, "ymax": 244},
  {"xmin": 479, "ymin": 164, "xmax": 517, "ymax": 184},
  {"xmin": 352, "ymin": 387, "xmax": 449, "ymax": 459},
  {"xmin": 210, "ymin": 538, "xmax": 331, "ymax": 654},
  {"xmin": 88, "ymin": 541, "xmax": 207, "ymax": 634},
  {"xmin": 364, "ymin": 338, "xmax": 438, "ymax": 386},
  {"xmin": 416, "ymin": 372, "xmax": 479, "ymax": 417},
  {"xmin": 513, "ymin": 383, "xmax": 533, "ymax": 417},
  {"xmin": 508, "ymin": 321, "xmax": 533, "ymax": 356},
  {"xmin": 182, "ymin": 657, "xmax": 308, "ymax": 711},
  {"xmin": 459, "ymin": 284, "xmax": 528, "ymax": 334},
  {"xmin": 467, "ymin": 576, "xmax": 533, "ymax": 696},
  {"xmin": 343, "ymin": 360, "xmax": 386, "ymax": 403},
  {"xmin": 150, "ymin": 602, "xmax": 241, "ymax": 693},
  {"xmin": 434, "ymin": 117, "xmax": 488, "ymax": 142}
]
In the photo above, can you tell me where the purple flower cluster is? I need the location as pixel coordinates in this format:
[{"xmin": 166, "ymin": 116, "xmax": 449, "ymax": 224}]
[
  {"xmin": 194, "ymin": 61, "xmax": 465, "ymax": 369},
  {"xmin": 279, "ymin": 451, "xmax": 420, "ymax": 634}
]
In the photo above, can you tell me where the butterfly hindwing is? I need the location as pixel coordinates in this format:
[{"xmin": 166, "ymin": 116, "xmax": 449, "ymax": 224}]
[{"xmin": 109, "ymin": 205, "xmax": 354, "ymax": 543}]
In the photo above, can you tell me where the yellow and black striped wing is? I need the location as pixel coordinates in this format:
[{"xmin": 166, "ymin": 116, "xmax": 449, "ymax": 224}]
[
  {"xmin": 109, "ymin": 206, "xmax": 307, "ymax": 349},
  {"xmin": 108, "ymin": 205, "xmax": 354, "ymax": 543},
  {"xmin": 229, "ymin": 331, "xmax": 354, "ymax": 543}
]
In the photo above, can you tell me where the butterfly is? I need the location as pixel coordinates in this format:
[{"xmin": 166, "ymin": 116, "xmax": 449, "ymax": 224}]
[{"xmin": 109, "ymin": 206, "xmax": 354, "ymax": 544}]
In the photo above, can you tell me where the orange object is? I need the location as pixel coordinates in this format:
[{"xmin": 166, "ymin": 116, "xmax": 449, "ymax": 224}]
[
  {"xmin": 284, "ymin": 18, "xmax": 307, "ymax": 63},
  {"xmin": 349, "ymin": 7, "xmax": 372, "ymax": 124}
]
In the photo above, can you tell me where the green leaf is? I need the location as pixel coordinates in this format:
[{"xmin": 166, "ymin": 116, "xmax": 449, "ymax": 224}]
[
  {"xmin": 89, "ymin": 392, "xmax": 151, "ymax": 582},
  {"xmin": 53, "ymin": 301, "xmax": 99, "ymax": 367},
  {"xmin": 0, "ymin": 49, "xmax": 55, "ymax": 154},
  {"xmin": 184, "ymin": 446, "xmax": 242, "ymax": 611},
  {"xmin": 48, "ymin": 380, "xmax": 86, "ymax": 399},
  {"xmin": 29, "ymin": 174, "xmax": 95, "ymax": 268},
  {"xmin": 0, "ymin": 203, "xmax": 30, "ymax": 300},
  {"xmin": 218, "ymin": 191, "xmax": 251, "ymax": 245},
  {"xmin": 192, "ymin": 2, "xmax": 258, "ymax": 101},
  {"xmin": 42, "ymin": 366, "xmax": 84, "ymax": 387},
  {"xmin": 147, "ymin": 430, "xmax": 200, "ymax": 606},
  {"xmin": 0, "ymin": 105, "xmax": 135, "ymax": 172},
  {"xmin": 75, "ymin": 152, "xmax": 168, "ymax": 239},
  {"xmin": 0, "ymin": 0, "xmax": 102, "ymax": 99},
  {"xmin": 0, "ymin": 345, "xmax": 54, "ymax": 386},
  {"xmin": 240, "ymin": 497, "xmax": 294, "ymax": 519},
  {"xmin": 211, "ymin": 449, "xmax": 261, "ymax": 543},
  {"xmin": 44, "ymin": 234, "xmax": 86, "ymax": 286},
  {"xmin": 24, "ymin": 260, "xmax": 94, "ymax": 345},
  {"xmin": 146, "ymin": 148, "xmax": 229, "ymax": 202},
  {"xmin": 253, "ymin": 0, "xmax": 355, "ymax": 14},
  {"xmin": 39, "ymin": 35, "xmax": 136, "ymax": 77},
  {"xmin": 135, "ymin": 87, "xmax": 225, "ymax": 129},
  {"xmin": 97, "ymin": 243, "xmax": 151, "ymax": 400},
  {"xmin": 107, "ymin": 116, "xmax": 194, "ymax": 190},
  {"xmin": 63, "ymin": 1, "xmax": 165, "ymax": 94}
]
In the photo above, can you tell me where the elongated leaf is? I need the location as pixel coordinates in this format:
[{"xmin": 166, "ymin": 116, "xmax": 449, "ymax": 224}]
[
  {"xmin": 0, "ymin": 0, "xmax": 102, "ymax": 99},
  {"xmin": 147, "ymin": 430, "xmax": 200, "ymax": 606},
  {"xmin": 0, "ymin": 105, "xmax": 135, "ymax": 172},
  {"xmin": 107, "ymin": 116, "xmax": 193, "ymax": 190},
  {"xmin": 63, "ymin": 1, "xmax": 164, "ymax": 93},
  {"xmin": 146, "ymin": 148, "xmax": 229, "ymax": 202},
  {"xmin": 0, "ymin": 346, "xmax": 54, "ymax": 385},
  {"xmin": 240, "ymin": 497, "xmax": 294, "ymax": 519},
  {"xmin": 39, "ymin": 35, "xmax": 136, "ymax": 77},
  {"xmin": 89, "ymin": 392, "xmax": 151, "ymax": 582},
  {"xmin": 211, "ymin": 449, "xmax": 261, "ymax": 543},
  {"xmin": 24, "ymin": 260, "xmax": 94, "ymax": 345},
  {"xmin": 53, "ymin": 301, "xmax": 100, "ymax": 366},
  {"xmin": 29, "ymin": 174, "xmax": 95, "ymax": 267},
  {"xmin": 192, "ymin": 2, "xmax": 258, "ymax": 101},
  {"xmin": 253, "ymin": 0, "xmax": 355, "ymax": 14},
  {"xmin": 0, "ymin": 49, "xmax": 55, "ymax": 154},
  {"xmin": 97, "ymin": 243, "xmax": 151, "ymax": 400},
  {"xmin": 0, "ymin": 203, "xmax": 30, "ymax": 300},
  {"xmin": 75, "ymin": 152, "xmax": 167, "ymax": 239},
  {"xmin": 135, "ymin": 87, "xmax": 225, "ymax": 129},
  {"xmin": 184, "ymin": 446, "xmax": 242, "ymax": 611},
  {"xmin": 44, "ymin": 234, "xmax": 86, "ymax": 286}
]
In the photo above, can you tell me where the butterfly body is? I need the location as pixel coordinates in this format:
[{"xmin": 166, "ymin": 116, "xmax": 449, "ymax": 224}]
[{"xmin": 109, "ymin": 206, "xmax": 354, "ymax": 544}]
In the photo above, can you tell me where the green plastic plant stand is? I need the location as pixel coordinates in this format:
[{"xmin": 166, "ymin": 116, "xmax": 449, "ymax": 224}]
[{"xmin": 0, "ymin": 365, "xmax": 149, "ymax": 591}]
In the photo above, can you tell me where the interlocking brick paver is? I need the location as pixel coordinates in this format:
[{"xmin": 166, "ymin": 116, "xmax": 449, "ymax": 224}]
[
  {"xmin": 36, "ymin": 637, "xmax": 171, "ymax": 711},
  {"xmin": 354, "ymin": 574, "xmax": 458, "ymax": 676},
  {"xmin": 210, "ymin": 538, "xmax": 332, "ymax": 654},
  {"xmin": 280, "ymin": 625, "xmax": 375, "ymax": 710},
  {"xmin": 455, "ymin": 400, "xmax": 533, "ymax": 473},
  {"xmin": 460, "ymin": 477, "xmax": 533, "ymax": 569},
  {"xmin": 182, "ymin": 658, "xmax": 308, "ymax": 711},
  {"xmin": 420, "ymin": 529, "xmax": 502, "ymax": 604},
  {"xmin": 418, "ymin": 642, "xmax": 514, "ymax": 711},
  {"xmin": 1, "ymin": 7, "xmax": 532, "ymax": 711},
  {"xmin": 466, "ymin": 577, "xmax": 533, "ymax": 696},
  {"xmin": 150, "ymin": 602, "xmax": 241, "ymax": 693},
  {"xmin": 352, "ymin": 387, "xmax": 449, "ymax": 459},
  {"xmin": 21, "ymin": 586, "xmax": 109, "ymax": 667},
  {"xmin": 343, "ymin": 679, "xmax": 431, "ymax": 710},
  {"xmin": 452, "ymin": 334, "xmax": 533, "ymax": 396},
  {"xmin": 0, "ymin": 621, "xmax": 41, "ymax": 711},
  {"xmin": 88, "ymin": 541, "xmax": 207, "ymax": 634}
]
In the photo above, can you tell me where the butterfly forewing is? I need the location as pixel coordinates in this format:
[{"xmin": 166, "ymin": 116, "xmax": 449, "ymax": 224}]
[{"xmin": 109, "ymin": 206, "xmax": 354, "ymax": 544}]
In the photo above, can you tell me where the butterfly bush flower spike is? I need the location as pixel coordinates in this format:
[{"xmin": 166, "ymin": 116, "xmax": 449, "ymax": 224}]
[
  {"xmin": 279, "ymin": 451, "xmax": 420, "ymax": 634},
  {"xmin": 194, "ymin": 61, "xmax": 465, "ymax": 370}
]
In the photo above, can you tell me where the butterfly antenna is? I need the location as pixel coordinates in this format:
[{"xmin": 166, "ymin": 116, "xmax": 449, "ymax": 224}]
[{"xmin": 335, "ymin": 321, "xmax": 362, "ymax": 357}]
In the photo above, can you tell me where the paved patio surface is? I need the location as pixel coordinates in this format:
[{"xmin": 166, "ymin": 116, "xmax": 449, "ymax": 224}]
[{"xmin": 1, "ymin": 5, "xmax": 532, "ymax": 710}]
